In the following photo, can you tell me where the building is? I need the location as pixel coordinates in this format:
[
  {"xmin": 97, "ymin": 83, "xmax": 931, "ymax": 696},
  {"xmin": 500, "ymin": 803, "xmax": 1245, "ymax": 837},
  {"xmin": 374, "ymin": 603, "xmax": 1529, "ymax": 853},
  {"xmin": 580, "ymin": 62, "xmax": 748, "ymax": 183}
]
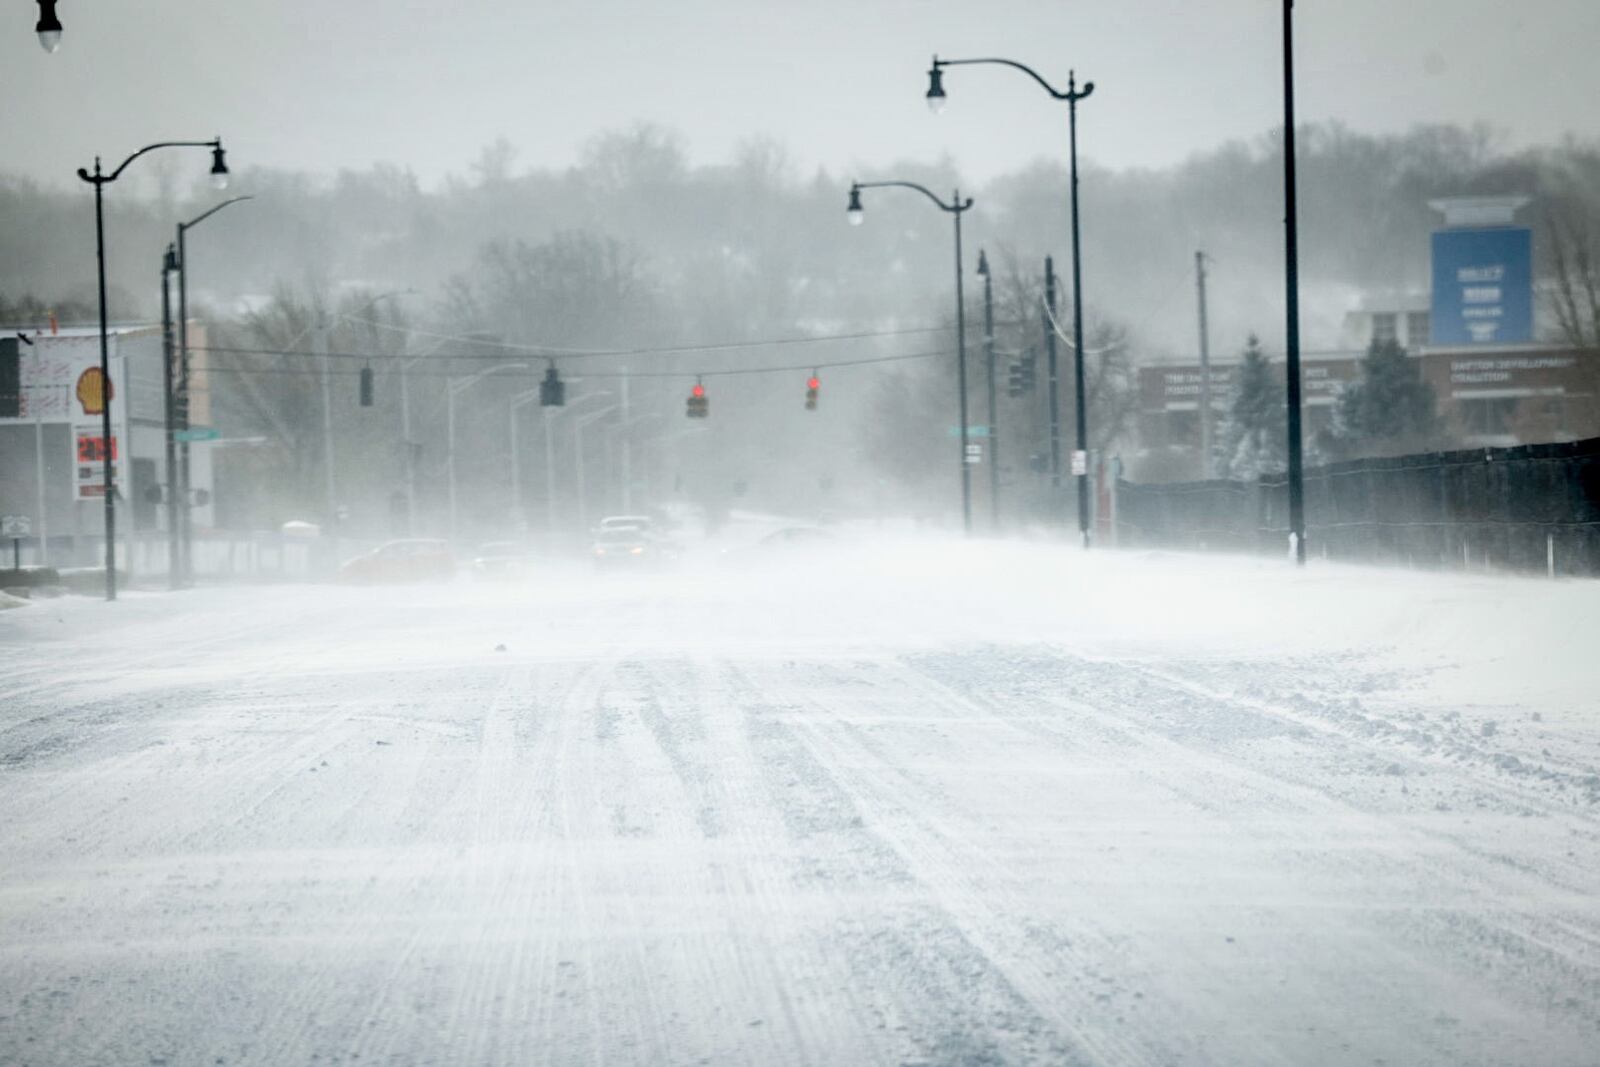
[
  {"xmin": 1132, "ymin": 195, "xmax": 1598, "ymax": 480},
  {"xmin": 0, "ymin": 324, "xmax": 215, "ymax": 569}
]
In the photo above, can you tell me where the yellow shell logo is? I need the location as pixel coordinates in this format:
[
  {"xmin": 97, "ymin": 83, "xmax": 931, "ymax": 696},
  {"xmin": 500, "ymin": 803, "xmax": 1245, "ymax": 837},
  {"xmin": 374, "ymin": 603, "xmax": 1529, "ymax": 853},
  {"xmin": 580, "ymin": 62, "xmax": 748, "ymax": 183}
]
[{"xmin": 76, "ymin": 367, "xmax": 111, "ymax": 415}]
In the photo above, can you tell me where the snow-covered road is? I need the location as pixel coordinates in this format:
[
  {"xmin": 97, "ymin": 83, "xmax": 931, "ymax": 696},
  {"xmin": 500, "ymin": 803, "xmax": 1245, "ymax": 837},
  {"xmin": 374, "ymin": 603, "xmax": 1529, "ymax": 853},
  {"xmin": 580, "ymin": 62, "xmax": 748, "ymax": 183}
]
[{"xmin": 3, "ymin": 540, "xmax": 1598, "ymax": 1065}]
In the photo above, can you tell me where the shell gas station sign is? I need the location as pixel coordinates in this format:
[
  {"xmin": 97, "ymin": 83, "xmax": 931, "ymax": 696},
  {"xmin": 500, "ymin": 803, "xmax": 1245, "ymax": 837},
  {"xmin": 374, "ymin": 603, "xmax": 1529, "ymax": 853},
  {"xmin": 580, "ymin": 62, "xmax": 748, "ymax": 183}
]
[
  {"xmin": 0, "ymin": 333, "xmax": 128, "ymax": 500},
  {"xmin": 72, "ymin": 364, "xmax": 119, "ymax": 498}
]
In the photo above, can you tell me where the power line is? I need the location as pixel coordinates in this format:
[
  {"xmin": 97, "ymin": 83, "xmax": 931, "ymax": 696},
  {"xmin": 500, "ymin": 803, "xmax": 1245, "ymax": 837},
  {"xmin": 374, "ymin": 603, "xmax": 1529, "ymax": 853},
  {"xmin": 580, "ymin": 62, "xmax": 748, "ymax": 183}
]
[
  {"xmin": 337, "ymin": 314, "xmax": 999, "ymax": 358},
  {"xmin": 192, "ymin": 347, "xmax": 952, "ymax": 380}
]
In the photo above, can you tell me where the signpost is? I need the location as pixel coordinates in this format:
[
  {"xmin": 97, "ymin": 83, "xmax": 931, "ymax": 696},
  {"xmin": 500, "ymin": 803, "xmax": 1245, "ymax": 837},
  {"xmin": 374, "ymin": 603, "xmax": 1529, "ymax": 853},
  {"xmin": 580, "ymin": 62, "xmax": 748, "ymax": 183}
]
[
  {"xmin": 1, "ymin": 514, "xmax": 28, "ymax": 569},
  {"xmin": 1431, "ymin": 227, "xmax": 1533, "ymax": 346}
]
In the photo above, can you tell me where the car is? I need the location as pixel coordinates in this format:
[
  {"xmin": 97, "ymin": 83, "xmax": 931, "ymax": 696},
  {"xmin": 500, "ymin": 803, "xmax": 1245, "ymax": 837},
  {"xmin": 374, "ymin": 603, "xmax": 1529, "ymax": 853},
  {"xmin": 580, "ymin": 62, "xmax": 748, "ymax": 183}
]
[
  {"xmin": 596, "ymin": 514, "xmax": 655, "ymax": 535},
  {"xmin": 471, "ymin": 541, "xmax": 532, "ymax": 578},
  {"xmin": 591, "ymin": 527, "xmax": 663, "ymax": 569},
  {"xmin": 338, "ymin": 539, "xmax": 455, "ymax": 583},
  {"xmin": 719, "ymin": 526, "xmax": 835, "ymax": 566}
]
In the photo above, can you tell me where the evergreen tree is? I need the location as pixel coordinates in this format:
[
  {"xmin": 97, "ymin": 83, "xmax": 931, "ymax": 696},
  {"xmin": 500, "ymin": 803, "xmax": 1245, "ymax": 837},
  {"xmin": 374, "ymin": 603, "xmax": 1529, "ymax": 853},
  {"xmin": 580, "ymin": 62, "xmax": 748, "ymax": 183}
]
[
  {"xmin": 1334, "ymin": 337, "xmax": 1438, "ymax": 455},
  {"xmin": 1219, "ymin": 334, "xmax": 1285, "ymax": 478}
]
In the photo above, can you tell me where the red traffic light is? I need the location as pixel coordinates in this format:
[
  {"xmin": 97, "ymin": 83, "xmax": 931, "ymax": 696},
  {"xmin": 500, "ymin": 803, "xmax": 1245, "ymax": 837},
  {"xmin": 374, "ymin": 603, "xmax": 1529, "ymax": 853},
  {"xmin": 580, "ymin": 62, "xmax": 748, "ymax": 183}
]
[
  {"xmin": 691, "ymin": 383, "xmax": 706, "ymax": 398},
  {"xmin": 807, "ymin": 376, "xmax": 820, "ymax": 390}
]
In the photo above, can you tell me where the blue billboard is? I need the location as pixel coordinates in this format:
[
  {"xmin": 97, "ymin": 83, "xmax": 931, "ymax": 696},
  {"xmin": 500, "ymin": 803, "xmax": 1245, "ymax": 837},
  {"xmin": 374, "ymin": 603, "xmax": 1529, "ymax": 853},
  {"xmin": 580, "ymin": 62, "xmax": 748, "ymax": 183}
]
[{"xmin": 1431, "ymin": 227, "xmax": 1533, "ymax": 346}]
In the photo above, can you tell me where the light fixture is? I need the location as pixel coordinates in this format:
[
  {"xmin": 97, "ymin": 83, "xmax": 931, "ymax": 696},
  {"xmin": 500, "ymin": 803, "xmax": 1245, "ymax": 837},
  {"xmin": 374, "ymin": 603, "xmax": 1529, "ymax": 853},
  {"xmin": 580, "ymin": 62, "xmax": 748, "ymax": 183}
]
[
  {"xmin": 925, "ymin": 61, "xmax": 947, "ymax": 114},
  {"xmin": 976, "ymin": 249, "xmax": 989, "ymax": 277},
  {"xmin": 35, "ymin": 0, "xmax": 62, "ymax": 53},
  {"xmin": 847, "ymin": 185, "xmax": 864, "ymax": 226},
  {"xmin": 209, "ymin": 143, "xmax": 230, "ymax": 190}
]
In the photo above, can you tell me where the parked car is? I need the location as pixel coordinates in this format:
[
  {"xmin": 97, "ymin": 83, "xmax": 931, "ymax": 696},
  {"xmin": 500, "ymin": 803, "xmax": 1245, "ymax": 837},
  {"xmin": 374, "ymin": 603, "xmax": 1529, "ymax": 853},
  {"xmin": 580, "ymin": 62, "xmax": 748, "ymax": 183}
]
[{"xmin": 338, "ymin": 539, "xmax": 455, "ymax": 583}]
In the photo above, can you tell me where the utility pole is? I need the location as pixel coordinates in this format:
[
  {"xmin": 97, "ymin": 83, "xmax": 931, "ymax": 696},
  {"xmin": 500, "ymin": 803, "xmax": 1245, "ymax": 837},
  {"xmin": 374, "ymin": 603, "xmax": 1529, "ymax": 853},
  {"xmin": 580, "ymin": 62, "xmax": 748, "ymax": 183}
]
[
  {"xmin": 953, "ymin": 190, "xmax": 972, "ymax": 536},
  {"xmin": 1283, "ymin": 0, "xmax": 1307, "ymax": 564},
  {"xmin": 1067, "ymin": 72, "xmax": 1092, "ymax": 550},
  {"xmin": 399, "ymin": 362, "xmax": 416, "ymax": 535},
  {"xmin": 544, "ymin": 410, "xmax": 557, "ymax": 537},
  {"xmin": 160, "ymin": 246, "xmax": 180, "ymax": 589},
  {"xmin": 620, "ymin": 367, "xmax": 632, "ymax": 513},
  {"xmin": 1196, "ymin": 250, "xmax": 1213, "ymax": 479},
  {"xmin": 978, "ymin": 250, "xmax": 999, "ymax": 530},
  {"xmin": 1044, "ymin": 255, "xmax": 1062, "ymax": 499},
  {"xmin": 316, "ymin": 315, "xmax": 339, "ymax": 567}
]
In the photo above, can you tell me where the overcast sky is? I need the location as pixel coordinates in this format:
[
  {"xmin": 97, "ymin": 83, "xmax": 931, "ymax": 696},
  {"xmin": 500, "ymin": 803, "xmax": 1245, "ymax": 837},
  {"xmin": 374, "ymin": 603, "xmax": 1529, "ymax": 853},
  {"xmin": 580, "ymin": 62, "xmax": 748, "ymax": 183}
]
[{"xmin": 3, "ymin": 0, "xmax": 1596, "ymax": 192}]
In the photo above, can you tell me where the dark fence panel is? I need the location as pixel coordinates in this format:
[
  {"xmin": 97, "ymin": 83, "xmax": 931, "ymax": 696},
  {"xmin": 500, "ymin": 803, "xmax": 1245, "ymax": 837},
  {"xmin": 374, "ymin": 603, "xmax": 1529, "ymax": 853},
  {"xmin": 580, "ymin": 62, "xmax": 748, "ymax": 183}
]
[{"xmin": 1116, "ymin": 437, "xmax": 1600, "ymax": 576}]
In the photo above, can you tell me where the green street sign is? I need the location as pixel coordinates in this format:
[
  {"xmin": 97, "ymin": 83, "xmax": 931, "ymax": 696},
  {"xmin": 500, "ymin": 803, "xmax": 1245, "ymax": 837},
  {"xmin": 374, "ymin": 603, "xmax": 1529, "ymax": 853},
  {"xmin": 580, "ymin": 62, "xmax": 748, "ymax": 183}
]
[
  {"xmin": 946, "ymin": 425, "xmax": 990, "ymax": 438},
  {"xmin": 174, "ymin": 427, "xmax": 220, "ymax": 442}
]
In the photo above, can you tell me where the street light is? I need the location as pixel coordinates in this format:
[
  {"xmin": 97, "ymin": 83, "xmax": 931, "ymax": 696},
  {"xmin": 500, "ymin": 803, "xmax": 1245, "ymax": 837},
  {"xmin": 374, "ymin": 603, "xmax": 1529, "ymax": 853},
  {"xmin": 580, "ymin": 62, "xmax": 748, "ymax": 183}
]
[
  {"xmin": 77, "ymin": 137, "xmax": 230, "ymax": 600},
  {"xmin": 539, "ymin": 390, "xmax": 612, "ymax": 536},
  {"xmin": 573, "ymin": 405, "xmax": 621, "ymax": 532},
  {"xmin": 34, "ymin": 0, "xmax": 61, "ymax": 53},
  {"xmin": 848, "ymin": 179, "xmax": 976, "ymax": 535},
  {"xmin": 160, "ymin": 244, "xmax": 181, "ymax": 589},
  {"xmin": 976, "ymin": 249, "xmax": 999, "ymax": 530},
  {"xmin": 447, "ymin": 362, "xmax": 530, "ymax": 543},
  {"xmin": 174, "ymin": 194, "xmax": 253, "ymax": 586},
  {"xmin": 1282, "ymin": 0, "xmax": 1307, "ymax": 565},
  {"xmin": 928, "ymin": 53, "xmax": 1095, "ymax": 547}
]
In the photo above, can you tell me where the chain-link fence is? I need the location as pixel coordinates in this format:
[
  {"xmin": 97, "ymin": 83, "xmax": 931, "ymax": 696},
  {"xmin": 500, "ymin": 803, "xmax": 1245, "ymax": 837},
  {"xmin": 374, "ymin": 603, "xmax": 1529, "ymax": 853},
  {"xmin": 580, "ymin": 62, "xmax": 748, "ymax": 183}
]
[{"xmin": 1117, "ymin": 437, "xmax": 1600, "ymax": 577}]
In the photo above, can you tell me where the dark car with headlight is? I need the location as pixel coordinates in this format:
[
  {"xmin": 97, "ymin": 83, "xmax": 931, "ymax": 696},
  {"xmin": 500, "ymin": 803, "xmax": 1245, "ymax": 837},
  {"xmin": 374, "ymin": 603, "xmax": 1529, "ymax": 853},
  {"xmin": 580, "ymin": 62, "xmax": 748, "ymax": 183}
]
[{"xmin": 591, "ymin": 527, "xmax": 658, "ymax": 568}]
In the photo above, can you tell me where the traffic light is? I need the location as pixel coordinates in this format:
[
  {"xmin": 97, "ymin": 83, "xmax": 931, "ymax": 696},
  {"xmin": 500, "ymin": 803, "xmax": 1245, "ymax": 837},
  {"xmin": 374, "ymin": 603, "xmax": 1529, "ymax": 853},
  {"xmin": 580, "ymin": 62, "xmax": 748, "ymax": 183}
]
[
  {"xmin": 1008, "ymin": 350, "xmax": 1038, "ymax": 397},
  {"xmin": 0, "ymin": 337, "xmax": 19, "ymax": 418},
  {"xmin": 539, "ymin": 364, "xmax": 565, "ymax": 407},
  {"xmin": 359, "ymin": 365, "xmax": 374, "ymax": 407},
  {"xmin": 805, "ymin": 374, "xmax": 819, "ymax": 411},
  {"xmin": 686, "ymin": 381, "xmax": 708, "ymax": 418}
]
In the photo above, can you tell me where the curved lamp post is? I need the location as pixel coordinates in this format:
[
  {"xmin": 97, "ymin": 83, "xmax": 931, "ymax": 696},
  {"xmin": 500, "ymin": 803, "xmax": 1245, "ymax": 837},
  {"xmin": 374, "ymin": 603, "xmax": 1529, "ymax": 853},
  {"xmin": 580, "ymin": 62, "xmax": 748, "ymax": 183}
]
[
  {"xmin": 447, "ymin": 362, "xmax": 530, "ymax": 543},
  {"xmin": 77, "ymin": 137, "xmax": 229, "ymax": 600},
  {"xmin": 1281, "ymin": 1, "xmax": 1306, "ymax": 565},
  {"xmin": 848, "ymin": 179, "xmax": 976, "ymax": 535},
  {"xmin": 929, "ymin": 54, "xmax": 1095, "ymax": 547},
  {"xmin": 174, "ymin": 194, "xmax": 254, "ymax": 585},
  {"xmin": 35, "ymin": 0, "xmax": 61, "ymax": 52}
]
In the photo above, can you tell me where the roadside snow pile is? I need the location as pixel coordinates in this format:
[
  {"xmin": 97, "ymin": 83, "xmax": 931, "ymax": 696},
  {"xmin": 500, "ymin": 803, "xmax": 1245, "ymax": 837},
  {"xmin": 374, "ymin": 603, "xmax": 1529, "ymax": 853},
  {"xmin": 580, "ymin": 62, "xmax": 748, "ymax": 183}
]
[{"xmin": 0, "ymin": 590, "xmax": 29, "ymax": 610}]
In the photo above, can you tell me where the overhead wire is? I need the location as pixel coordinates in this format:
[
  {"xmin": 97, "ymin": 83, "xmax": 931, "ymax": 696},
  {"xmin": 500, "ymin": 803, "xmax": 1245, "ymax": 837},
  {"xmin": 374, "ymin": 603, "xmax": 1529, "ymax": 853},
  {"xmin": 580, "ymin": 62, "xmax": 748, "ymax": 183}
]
[
  {"xmin": 191, "ymin": 346, "xmax": 953, "ymax": 380},
  {"xmin": 335, "ymin": 314, "xmax": 1004, "ymax": 358}
]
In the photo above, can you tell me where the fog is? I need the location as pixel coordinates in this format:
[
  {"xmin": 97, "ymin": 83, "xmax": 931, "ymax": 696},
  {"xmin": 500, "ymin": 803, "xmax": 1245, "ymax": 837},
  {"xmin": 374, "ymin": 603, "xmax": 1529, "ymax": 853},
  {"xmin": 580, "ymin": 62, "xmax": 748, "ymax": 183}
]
[{"xmin": 4, "ymin": 4, "xmax": 1600, "ymax": 1064}]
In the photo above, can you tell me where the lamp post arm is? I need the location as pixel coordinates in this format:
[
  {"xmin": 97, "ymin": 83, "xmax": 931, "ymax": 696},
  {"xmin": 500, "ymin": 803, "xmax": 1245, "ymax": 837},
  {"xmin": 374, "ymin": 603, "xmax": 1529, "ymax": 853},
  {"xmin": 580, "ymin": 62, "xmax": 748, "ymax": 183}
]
[
  {"xmin": 78, "ymin": 139, "xmax": 223, "ymax": 185},
  {"xmin": 449, "ymin": 361, "xmax": 532, "ymax": 396},
  {"xmin": 853, "ymin": 180, "xmax": 973, "ymax": 214},
  {"xmin": 934, "ymin": 56, "xmax": 1093, "ymax": 102},
  {"xmin": 180, "ymin": 195, "xmax": 255, "ymax": 233}
]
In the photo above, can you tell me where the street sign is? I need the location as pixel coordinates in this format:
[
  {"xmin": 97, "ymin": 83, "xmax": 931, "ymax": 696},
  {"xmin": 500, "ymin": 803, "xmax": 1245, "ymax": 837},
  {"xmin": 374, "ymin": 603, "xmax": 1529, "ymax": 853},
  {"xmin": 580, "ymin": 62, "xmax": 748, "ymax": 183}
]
[
  {"xmin": 174, "ymin": 426, "xmax": 220, "ymax": 442},
  {"xmin": 1, "ymin": 515, "xmax": 30, "ymax": 537},
  {"xmin": 965, "ymin": 443, "xmax": 983, "ymax": 465},
  {"xmin": 1071, "ymin": 450, "xmax": 1088, "ymax": 476},
  {"xmin": 948, "ymin": 425, "xmax": 990, "ymax": 437},
  {"xmin": 1431, "ymin": 227, "xmax": 1533, "ymax": 345}
]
